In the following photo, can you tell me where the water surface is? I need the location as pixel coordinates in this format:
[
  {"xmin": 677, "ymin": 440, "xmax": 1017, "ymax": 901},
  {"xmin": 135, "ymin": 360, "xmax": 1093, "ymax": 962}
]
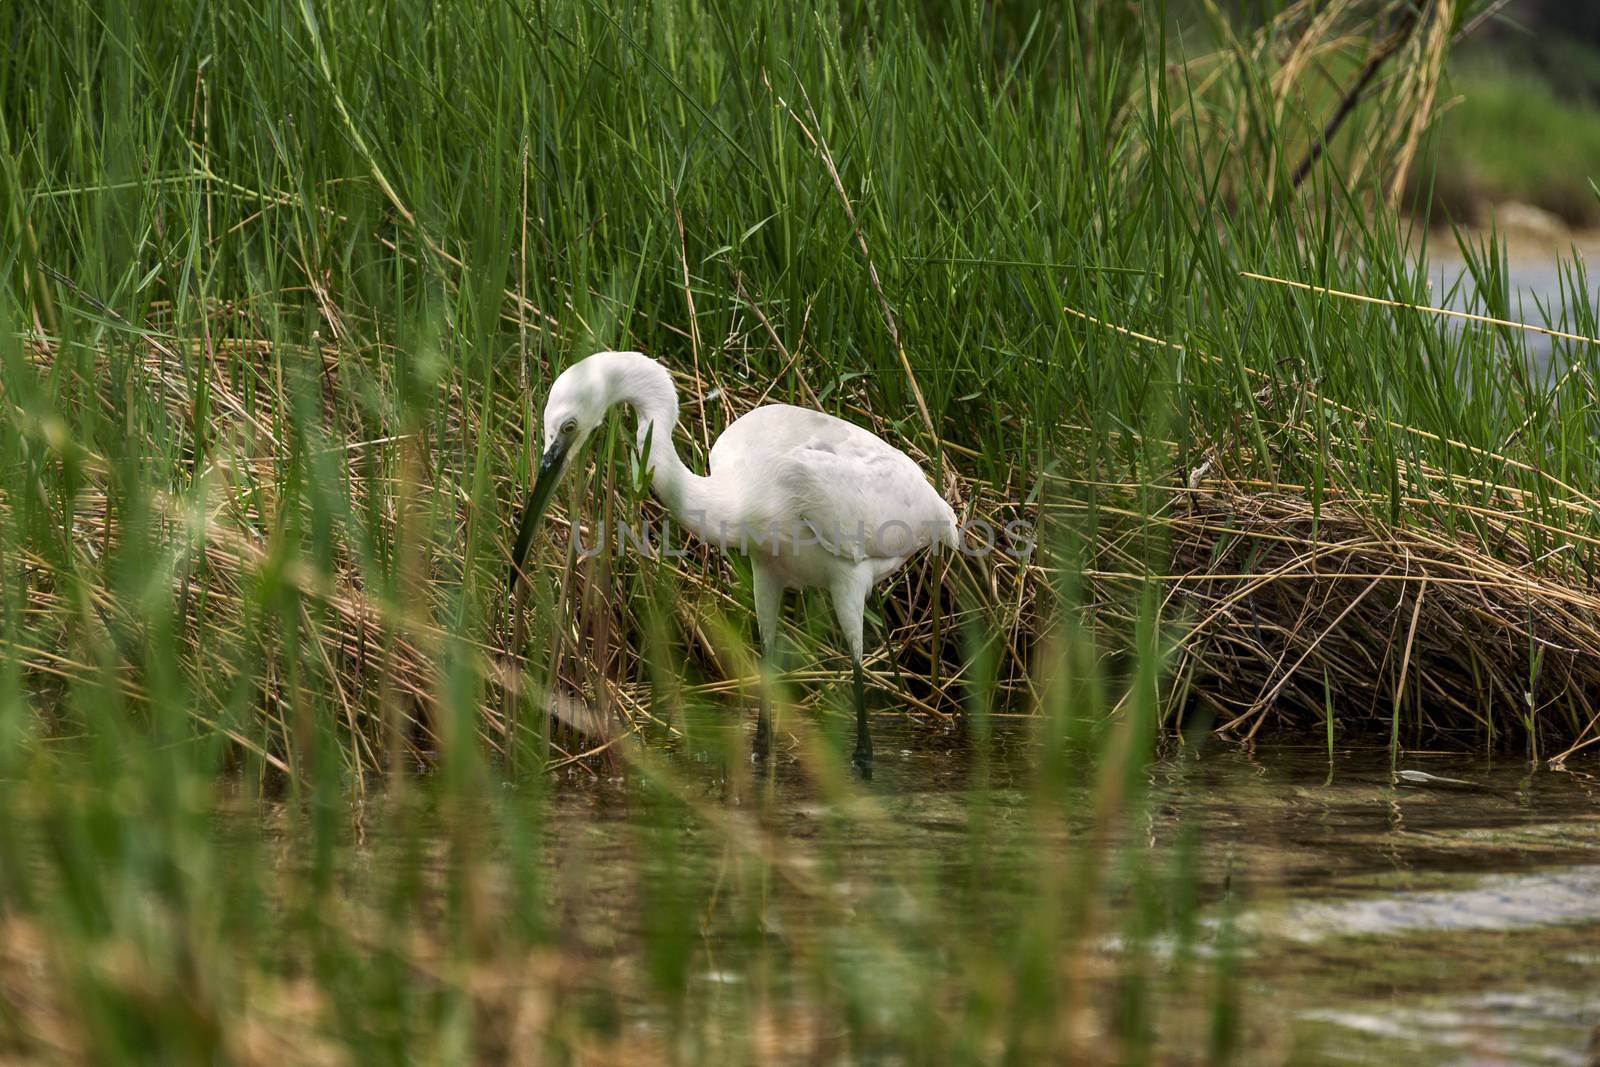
[{"xmin": 515, "ymin": 721, "xmax": 1600, "ymax": 1064}]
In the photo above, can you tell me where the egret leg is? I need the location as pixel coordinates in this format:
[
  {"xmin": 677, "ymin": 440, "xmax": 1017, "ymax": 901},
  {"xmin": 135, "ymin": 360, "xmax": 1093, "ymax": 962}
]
[
  {"xmin": 852, "ymin": 656, "xmax": 870, "ymax": 778},
  {"xmin": 752, "ymin": 558, "xmax": 783, "ymax": 764},
  {"xmin": 830, "ymin": 570, "xmax": 872, "ymax": 779}
]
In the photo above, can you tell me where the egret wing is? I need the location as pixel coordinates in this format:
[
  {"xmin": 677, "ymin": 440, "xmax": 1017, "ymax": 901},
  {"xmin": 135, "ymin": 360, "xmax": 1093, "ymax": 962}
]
[
  {"xmin": 769, "ymin": 438, "xmax": 956, "ymax": 561},
  {"xmin": 708, "ymin": 404, "xmax": 956, "ymax": 560}
]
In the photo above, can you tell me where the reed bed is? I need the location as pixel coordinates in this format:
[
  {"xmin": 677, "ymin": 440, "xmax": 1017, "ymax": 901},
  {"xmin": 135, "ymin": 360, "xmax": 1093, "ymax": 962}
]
[
  {"xmin": 3, "ymin": 327, "xmax": 1039, "ymax": 775},
  {"xmin": 4, "ymin": 0, "xmax": 1550, "ymax": 777},
  {"xmin": 1167, "ymin": 474, "xmax": 1600, "ymax": 761},
  {"xmin": 1, "ymin": 0, "xmax": 1592, "ymax": 1061}
]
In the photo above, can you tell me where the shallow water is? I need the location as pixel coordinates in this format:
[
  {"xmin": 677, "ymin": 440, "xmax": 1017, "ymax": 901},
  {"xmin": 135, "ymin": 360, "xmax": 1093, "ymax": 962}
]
[
  {"xmin": 1427, "ymin": 238, "xmax": 1600, "ymax": 383},
  {"xmin": 521, "ymin": 718, "xmax": 1600, "ymax": 1064}
]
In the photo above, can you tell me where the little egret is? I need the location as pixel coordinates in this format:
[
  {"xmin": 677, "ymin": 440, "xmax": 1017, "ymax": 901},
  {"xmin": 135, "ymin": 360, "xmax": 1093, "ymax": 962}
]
[{"xmin": 508, "ymin": 350, "xmax": 957, "ymax": 775}]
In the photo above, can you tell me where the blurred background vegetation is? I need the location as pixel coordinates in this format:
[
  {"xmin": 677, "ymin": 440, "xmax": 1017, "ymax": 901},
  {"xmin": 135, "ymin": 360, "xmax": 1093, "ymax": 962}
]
[{"xmin": 1418, "ymin": 1, "xmax": 1600, "ymax": 226}]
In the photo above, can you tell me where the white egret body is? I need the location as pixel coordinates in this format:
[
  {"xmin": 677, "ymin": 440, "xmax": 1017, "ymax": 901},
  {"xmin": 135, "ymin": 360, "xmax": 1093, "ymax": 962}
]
[{"xmin": 510, "ymin": 351, "xmax": 957, "ymax": 773}]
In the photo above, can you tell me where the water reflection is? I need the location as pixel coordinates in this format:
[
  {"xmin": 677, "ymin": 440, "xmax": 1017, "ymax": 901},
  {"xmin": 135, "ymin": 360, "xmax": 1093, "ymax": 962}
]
[{"xmin": 254, "ymin": 717, "xmax": 1599, "ymax": 1065}]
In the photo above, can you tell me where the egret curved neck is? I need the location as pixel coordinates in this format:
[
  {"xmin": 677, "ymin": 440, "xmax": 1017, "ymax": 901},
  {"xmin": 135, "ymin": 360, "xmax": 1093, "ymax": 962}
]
[{"xmin": 606, "ymin": 360, "xmax": 716, "ymax": 539}]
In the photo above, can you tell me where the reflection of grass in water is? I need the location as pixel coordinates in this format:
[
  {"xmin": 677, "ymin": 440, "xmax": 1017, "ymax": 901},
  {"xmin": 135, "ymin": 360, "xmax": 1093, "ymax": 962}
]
[
  {"xmin": 1422, "ymin": 62, "xmax": 1600, "ymax": 227},
  {"xmin": 1278, "ymin": 925, "xmax": 1600, "ymax": 1067},
  {"xmin": 0, "ymin": 724, "xmax": 1218, "ymax": 1062}
]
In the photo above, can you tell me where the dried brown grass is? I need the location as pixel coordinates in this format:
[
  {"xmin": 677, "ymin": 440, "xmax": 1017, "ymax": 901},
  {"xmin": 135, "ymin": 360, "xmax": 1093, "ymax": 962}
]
[
  {"xmin": 1166, "ymin": 473, "xmax": 1600, "ymax": 762},
  {"xmin": 1069, "ymin": 275, "xmax": 1600, "ymax": 764}
]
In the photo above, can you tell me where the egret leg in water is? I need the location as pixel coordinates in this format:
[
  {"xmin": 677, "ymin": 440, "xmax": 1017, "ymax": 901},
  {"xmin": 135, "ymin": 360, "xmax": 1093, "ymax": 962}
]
[
  {"xmin": 853, "ymin": 660, "xmax": 871, "ymax": 777},
  {"xmin": 508, "ymin": 351, "xmax": 955, "ymax": 777},
  {"xmin": 752, "ymin": 556, "xmax": 782, "ymax": 764}
]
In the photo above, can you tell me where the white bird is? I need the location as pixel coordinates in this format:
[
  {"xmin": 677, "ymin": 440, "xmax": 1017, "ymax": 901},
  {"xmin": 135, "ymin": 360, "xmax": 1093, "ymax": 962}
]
[{"xmin": 508, "ymin": 350, "xmax": 958, "ymax": 775}]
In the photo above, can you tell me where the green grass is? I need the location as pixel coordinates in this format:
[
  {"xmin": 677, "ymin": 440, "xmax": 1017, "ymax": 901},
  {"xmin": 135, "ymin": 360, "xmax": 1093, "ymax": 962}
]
[{"xmin": 2, "ymin": 0, "xmax": 1597, "ymax": 1061}]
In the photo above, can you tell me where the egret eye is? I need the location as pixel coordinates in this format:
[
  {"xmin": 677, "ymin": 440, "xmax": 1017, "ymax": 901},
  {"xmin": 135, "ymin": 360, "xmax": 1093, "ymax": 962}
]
[{"xmin": 561, "ymin": 419, "xmax": 578, "ymax": 436}]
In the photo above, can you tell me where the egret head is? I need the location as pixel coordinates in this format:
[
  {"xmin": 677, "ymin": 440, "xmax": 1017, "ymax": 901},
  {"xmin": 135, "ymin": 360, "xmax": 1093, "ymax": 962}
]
[
  {"xmin": 541, "ymin": 358, "xmax": 608, "ymax": 452},
  {"xmin": 507, "ymin": 355, "xmax": 616, "ymax": 592}
]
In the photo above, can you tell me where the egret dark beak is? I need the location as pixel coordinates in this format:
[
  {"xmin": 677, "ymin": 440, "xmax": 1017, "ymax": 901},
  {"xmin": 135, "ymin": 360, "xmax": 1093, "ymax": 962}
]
[{"xmin": 508, "ymin": 439, "xmax": 571, "ymax": 593}]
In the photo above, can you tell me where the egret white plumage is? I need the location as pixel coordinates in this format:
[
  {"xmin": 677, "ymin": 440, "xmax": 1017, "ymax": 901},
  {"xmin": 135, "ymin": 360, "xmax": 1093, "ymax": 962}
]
[{"xmin": 508, "ymin": 350, "xmax": 958, "ymax": 775}]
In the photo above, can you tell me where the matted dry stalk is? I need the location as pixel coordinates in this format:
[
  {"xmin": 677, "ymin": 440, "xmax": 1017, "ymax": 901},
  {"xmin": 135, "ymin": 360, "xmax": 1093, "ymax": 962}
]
[{"xmin": 1164, "ymin": 472, "xmax": 1600, "ymax": 762}]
